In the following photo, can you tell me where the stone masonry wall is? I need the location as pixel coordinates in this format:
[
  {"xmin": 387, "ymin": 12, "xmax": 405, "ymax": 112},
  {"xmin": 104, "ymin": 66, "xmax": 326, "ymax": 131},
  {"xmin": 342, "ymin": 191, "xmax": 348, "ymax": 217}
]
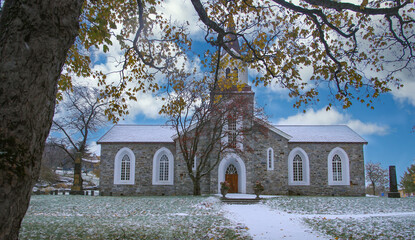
[
  {"xmin": 100, "ymin": 125, "xmax": 365, "ymax": 196},
  {"xmin": 284, "ymin": 142, "xmax": 365, "ymax": 196},
  {"xmin": 100, "ymin": 143, "xmax": 177, "ymax": 196}
]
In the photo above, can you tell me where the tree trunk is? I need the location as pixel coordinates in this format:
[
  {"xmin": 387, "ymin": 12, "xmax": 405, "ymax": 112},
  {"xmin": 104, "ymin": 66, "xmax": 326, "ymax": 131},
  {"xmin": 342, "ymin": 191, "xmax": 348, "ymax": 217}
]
[
  {"xmin": 372, "ymin": 180, "xmax": 376, "ymax": 196},
  {"xmin": 193, "ymin": 177, "xmax": 201, "ymax": 196},
  {"xmin": 0, "ymin": 1, "xmax": 83, "ymax": 239}
]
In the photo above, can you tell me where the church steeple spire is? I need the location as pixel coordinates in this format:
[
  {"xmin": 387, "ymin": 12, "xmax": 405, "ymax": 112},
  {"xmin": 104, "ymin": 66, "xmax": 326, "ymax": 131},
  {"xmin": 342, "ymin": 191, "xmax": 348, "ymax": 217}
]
[{"xmin": 224, "ymin": 17, "xmax": 241, "ymax": 55}]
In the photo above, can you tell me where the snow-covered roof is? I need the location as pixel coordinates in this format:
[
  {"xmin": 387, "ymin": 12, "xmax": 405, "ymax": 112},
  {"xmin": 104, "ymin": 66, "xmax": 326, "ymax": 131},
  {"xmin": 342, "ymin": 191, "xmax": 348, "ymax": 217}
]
[
  {"xmin": 274, "ymin": 125, "xmax": 367, "ymax": 143},
  {"xmin": 98, "ymin": 124, "xmax": 366, "ymax": 144},
  {"xmin": 97, "ymin": 125, "xmax": 176, "ymax": 143}
]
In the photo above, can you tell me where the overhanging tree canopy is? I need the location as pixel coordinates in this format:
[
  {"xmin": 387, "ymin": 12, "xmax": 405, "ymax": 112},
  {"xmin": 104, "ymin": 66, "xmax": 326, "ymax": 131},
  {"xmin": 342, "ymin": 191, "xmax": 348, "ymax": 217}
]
[{"xmin": 65, "ymin": 0, "xmax": 414, "ymax": 114}]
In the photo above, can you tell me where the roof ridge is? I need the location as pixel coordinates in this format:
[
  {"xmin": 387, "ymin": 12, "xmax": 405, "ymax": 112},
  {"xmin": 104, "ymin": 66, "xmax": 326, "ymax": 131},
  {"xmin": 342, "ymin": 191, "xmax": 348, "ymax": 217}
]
[
  {"xmin": 115, "ymin": 124, "xmax": 172, "ymax": 126},
  {"xmin": 274, "ymin": 124, "xmax": 348, "ymax": 126}
]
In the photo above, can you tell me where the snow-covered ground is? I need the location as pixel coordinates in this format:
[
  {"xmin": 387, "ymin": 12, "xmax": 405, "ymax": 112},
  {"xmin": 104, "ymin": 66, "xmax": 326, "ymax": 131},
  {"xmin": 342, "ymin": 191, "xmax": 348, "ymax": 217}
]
[
  {"xmin": 224, "ymin": 203, "xmax": 329, "ymax": 239},
  {"xmin": 21, "ymin": 194, "xmax": 415, "ymax": 239},
  {"xmin": 222, "ymin": 194, "xmax": 415, "ymax": 240}
]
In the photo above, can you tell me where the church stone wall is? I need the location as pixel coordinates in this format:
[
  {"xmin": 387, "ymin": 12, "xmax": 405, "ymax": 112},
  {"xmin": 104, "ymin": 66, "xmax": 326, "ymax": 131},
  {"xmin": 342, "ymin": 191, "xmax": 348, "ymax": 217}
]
[
  {"xmin": 283, "ymin": 142, "xmax": 365, "ymax": 196},
  {"xmin": 100, "ymin": 142, "xmax": 177, "ymax": 196},
  {"xmin": 100, "ymin": 128, "xmax": 365, "ymax": 197},
  {"xmin": 247, "ymin": 124, "xmax": 291, "ymax": 195},
  {"xmin": 246, "ymin": 139, "xmax": 365, "ymax": 196}
]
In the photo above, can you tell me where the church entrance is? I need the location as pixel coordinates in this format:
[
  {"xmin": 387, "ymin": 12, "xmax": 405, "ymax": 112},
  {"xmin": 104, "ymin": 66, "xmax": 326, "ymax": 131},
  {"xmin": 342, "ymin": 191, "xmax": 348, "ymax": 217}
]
[
  {"xmin": 225, "ymin": 164, "xmax": 238, "ymax": 193},
  {"xmin": 218, "ymin": 153, "xmax": 246, "ymax": 194}
]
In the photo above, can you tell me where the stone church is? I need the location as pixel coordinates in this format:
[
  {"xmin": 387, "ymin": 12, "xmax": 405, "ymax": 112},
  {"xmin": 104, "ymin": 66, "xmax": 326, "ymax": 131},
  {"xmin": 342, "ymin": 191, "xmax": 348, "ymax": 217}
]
[{"xmin": 98, "ymin": 36, "xmax": 367, "ymax": 197}]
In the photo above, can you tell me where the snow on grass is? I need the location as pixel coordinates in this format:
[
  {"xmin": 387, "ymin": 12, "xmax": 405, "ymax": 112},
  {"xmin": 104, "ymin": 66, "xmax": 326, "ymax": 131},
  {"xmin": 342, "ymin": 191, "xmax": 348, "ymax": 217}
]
[
  {"xmin": 20, "ymin": 195, "xmax": 415, "ymax": 239},
  {"xmin": 265, "ymin": 196, "xmax": 415, "ymax": 214},
  {"xmin": 20, "ymin": 195, "xmax": 250, "ymax": 240},
  {"xmin": 264, "ymin": 196, "xmax": 415, "ymax": 239},
  {"xmin": 304, "ymin": 215, "xmax": 415, "ymax": 240}
]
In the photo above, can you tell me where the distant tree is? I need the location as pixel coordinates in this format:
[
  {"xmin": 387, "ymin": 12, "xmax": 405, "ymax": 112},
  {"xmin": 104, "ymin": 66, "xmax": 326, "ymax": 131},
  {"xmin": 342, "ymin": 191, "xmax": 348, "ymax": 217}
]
[
  {"xmin": 50, "ymin": 85, "xmax": 108, "ymax": 191},
  {"xmin": 365, "ymin": 162, "xmax": 388, "ymax": 196},
  {"xmin": 42, "ymin": 142, "xmax": 73, "ymax": 171},
  {"xmin": 400, "ymin": 164, "xmax": 415, "ymax": 194}
]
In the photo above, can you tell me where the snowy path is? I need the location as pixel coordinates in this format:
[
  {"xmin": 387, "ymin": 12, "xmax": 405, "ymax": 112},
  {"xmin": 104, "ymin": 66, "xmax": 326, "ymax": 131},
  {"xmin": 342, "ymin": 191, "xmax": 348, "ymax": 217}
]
[{"xmin": 223, "ymin": 204, "xmax": 329, "ymax": 240}]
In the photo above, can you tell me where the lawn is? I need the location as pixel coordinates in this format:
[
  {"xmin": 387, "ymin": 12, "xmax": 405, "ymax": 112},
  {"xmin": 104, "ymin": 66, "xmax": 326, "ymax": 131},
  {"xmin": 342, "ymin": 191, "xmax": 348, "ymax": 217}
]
[
  {"xmin": 20, "ymin": 195, "xmax": 250, "ymax": 240},
  {"xmin": 20, "ymin": 195, "xmax": 415, "ymax": 239},
  {"xmin": 265, "ymin": 196, "xmax": 415, "ymax": 239}
]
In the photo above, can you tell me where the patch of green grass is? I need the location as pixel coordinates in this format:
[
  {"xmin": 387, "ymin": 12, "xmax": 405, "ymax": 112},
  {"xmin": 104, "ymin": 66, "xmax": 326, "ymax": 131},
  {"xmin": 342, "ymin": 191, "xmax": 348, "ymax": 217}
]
[{"xmin": 20, "ymin": 195, "xmax": 250, "ymax": 240}]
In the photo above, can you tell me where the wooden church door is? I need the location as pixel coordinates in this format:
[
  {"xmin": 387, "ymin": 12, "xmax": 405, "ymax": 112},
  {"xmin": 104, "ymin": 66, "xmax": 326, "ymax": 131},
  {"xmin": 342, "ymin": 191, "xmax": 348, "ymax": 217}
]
[{"xmin": 225, "ymin": 164, "xmax": 238, "ymax": 193}]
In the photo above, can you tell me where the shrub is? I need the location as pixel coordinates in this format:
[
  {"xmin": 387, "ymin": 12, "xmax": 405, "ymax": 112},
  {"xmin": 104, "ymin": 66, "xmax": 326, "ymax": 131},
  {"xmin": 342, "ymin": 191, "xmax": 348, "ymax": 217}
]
[{"xmin": 38, "ymin": 165, "xmax": 59, "ymax": 184}]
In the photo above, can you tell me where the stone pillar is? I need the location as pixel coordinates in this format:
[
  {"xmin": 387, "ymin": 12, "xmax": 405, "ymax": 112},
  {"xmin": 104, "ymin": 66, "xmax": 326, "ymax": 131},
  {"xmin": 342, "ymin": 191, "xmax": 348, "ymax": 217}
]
[
  {"xmin": 388, "ymin": 165, "xmax": 400, "ymax": 198},
  {"xmin": 70, "ymin": 152, "xmax": 84, "ymax": 195}
]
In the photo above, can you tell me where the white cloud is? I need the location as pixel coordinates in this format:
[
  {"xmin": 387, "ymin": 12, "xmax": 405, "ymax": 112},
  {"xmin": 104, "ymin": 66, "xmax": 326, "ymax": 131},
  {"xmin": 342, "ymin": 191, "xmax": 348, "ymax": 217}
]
[
  {"xmin": 125, "ymin": 94, "xmax": 165, "ymax": 120},
  {"xmin": 159, "ymin": 0, "xmax": 203, "ymax": 40},
  {"xmin": 390, "ymin": 75, "xmax": 415, "ymax": 106},
  {"xmin": 277, "ymin": 108, "xmax": 389, "ymax": 136}
]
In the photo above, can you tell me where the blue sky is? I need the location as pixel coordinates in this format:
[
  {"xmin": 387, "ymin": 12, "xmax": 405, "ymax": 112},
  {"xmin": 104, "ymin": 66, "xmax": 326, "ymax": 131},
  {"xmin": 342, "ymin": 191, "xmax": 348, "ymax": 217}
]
[{"xmin": 84, "ymin": 0, "xmax": 415, "ymax": 182}]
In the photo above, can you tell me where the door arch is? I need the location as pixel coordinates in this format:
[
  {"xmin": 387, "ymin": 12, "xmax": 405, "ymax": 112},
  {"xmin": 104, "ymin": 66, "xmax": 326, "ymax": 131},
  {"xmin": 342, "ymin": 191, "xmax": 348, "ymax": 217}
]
[{"xmin": 218, "ymin": 153, "xmax": 246, "ymax": 194}]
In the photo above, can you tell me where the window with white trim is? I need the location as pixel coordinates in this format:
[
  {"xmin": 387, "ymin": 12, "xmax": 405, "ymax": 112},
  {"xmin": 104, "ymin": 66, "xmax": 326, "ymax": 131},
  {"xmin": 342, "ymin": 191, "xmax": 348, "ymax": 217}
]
[
  {"xmin": 121, "ymin": 155, "xmax": 131, "ymax": 181},
  {"xmin": 152, "ymin": 147, "xmax": 174, "ymax": 185},
  {"xmin": 293, "ymin": 154, "xmax": 303, "ymax": 181},
  {"xmin": 332, "ymin": 154, "xmax": 342, "ymax": 181},
  {"xmin": 228, "ymin": 115, "xmax": 237, "ymax": 148},
  {"xmin": 233, "ymin": 67, "xmax": 239, "ymax": 82},
  {"xmin": 267, "ymin": 148, "xmax": 274, "ymax": 170},
  {"xmin": 328, "ymin": 147, "xmax": 350, "ymax": 185},
  {"xmin": 114, "ymin": 147, "xmax": 135, "ymax": 185},
  {"xmin": 225, "ymin": 68, "xmax": 231, "ymax": 79},
  {"xmin": 288, "ymin": 147, "xmax": 310, "ymax": 185},
  {"xmin": 159, "ymin": 154, "xmax": 169, "ymax": 181},
  {"xmin": 192, "ymin": 156, "xmax": 197, "ymax": 171}
]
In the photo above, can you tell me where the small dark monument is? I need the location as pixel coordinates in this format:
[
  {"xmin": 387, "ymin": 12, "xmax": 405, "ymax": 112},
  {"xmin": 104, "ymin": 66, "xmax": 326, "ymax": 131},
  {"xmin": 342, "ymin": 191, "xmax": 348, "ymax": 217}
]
[{"xmin": 388, "ymin": 165, "xmax": 400, "ymax": 198}]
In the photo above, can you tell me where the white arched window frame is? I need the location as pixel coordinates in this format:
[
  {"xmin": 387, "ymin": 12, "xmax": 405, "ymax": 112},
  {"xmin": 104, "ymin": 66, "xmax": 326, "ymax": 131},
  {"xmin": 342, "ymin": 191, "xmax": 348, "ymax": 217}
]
[
  {"xmin": 114, "ymin": 147, "xmax": 135, "ymax": 185},
  {"xmin": 327, "ymin": 147, "xmax": 350, "ymax": 185},
  {"xmin": 288, "ymin": 147, "xmax": 310, "ymax": 185},
  {"xmin": 267, "ymin": 147, "xmax": 274, "ymax": 170},
  {"xmin": 222, "ymin": 110, "xmax": 244, "ymax": 151},
  {"xmin": 152, "ymin": 147, "xmax": 174, "ymax": 185},
  {"xmin": 192, "ymin": 156, "xmax": 197, "ymax": 172}
]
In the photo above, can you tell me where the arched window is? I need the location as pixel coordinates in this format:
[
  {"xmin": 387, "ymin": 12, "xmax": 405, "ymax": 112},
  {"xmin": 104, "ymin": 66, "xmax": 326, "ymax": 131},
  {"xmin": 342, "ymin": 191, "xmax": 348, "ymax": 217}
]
[
  {"xmin": 328, "ymin": 147, "xmax": 350, "ymax": 185},
  {"xmin": 121, "ymin": 155, "xmax": 131, "ymax": 181},
  {"xmin": 114, "ymin": 147, "xmax": 135, "ymax": 185},
  {"xmin": 225, "ymin": 68, "xmax": 231, "ymax": 79},
  {"xmin": 226, "ymin": 164, "xmax": 238, "ymax": 174},
  {"xmin": 233, "ymin": 67, "xmax": 239, "ymax": 82},
  {"xmin": 159, "ymin": 154, "xmax": 169, "ymax": 181},
  {"xmin": 152, "ymin": 147, "xmax": 174, "ymax": 185},
  {"xmin": 267, "ymin": 148, "xmax": 274, "ymax": 170},
  {"xmin": 223, "ymin": 109, "xmax": 243, "ymax": 150},
  {"xmin": 192, "ymin": 156, "xmax": 197, "ymax": 171},
  {"xmin": 227, "ymin": 115, "xmax": 237, "ymax": 148},
  {"xmin": 293, "ymin": 155, "xmax": 303, "ymax": 181},
  {"xmin": 288, "ymin": 147, "xmax": 310, "ymax": 185},
  {"xmin": 332, "ymin": 154, "xmax": 342, "ymax": 181}
]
